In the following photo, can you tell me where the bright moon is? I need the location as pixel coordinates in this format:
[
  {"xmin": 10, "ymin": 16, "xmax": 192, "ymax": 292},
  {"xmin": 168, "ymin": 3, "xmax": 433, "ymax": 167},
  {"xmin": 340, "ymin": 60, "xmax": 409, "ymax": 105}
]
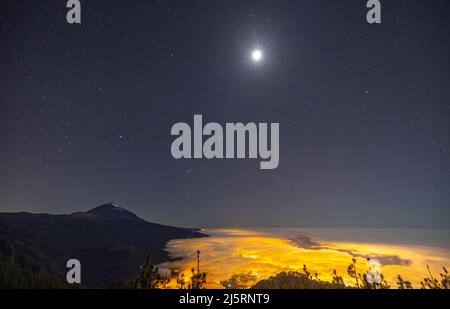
[{"xmin": 252, "ymin": 50, "xmax": 262, "ymax": 62}]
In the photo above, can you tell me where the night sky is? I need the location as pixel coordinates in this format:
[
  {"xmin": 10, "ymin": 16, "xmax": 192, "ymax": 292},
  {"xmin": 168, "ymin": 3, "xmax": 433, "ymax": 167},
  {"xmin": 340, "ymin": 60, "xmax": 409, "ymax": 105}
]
[{"xmin": 0, "ymin": 0, "xmax": 449, "ymax": 228}]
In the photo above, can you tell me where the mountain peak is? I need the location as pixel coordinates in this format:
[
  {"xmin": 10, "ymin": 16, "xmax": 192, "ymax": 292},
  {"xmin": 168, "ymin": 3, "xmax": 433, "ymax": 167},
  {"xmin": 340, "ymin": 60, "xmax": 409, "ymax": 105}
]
[{"xmin": 72, "ymin": 203, "xmax": 144, "ymax": 222}]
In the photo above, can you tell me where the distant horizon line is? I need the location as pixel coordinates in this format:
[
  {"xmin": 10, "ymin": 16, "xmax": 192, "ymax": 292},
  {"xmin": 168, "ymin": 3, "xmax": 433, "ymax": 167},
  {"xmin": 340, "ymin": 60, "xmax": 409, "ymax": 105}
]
[{"xmin": 0, "ymin": 208, "xmax": 448, "ymax": 230}]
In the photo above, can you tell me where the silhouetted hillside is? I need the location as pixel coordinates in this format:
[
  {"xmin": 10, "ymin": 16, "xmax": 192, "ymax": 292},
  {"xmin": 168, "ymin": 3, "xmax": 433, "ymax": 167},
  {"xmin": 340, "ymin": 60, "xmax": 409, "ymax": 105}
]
[
  {"xmin": 252, "ymin": 271, "xmax": 347, "ymax": 289},
  {"xmin": 0, "ymin": 203, "xmax": 206, "ymax": 287}
]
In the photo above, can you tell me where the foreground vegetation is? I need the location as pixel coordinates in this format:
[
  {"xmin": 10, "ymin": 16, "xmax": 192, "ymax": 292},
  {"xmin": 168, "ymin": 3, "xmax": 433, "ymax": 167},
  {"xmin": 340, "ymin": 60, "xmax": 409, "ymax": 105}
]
[
  {"xmin": 1, "ymin": 238, "xmax": 448, "ymax": 289},
  {"xmin": 0, "ymin": 239, "xmax": 68, "ymax": 288},
  {"xmin": 119, "ymin": 252, "xmax": 449, "ymax": 290},
  {"xmin": 118, "ymin": 250, "xmax": 207, "ymax": 289}
]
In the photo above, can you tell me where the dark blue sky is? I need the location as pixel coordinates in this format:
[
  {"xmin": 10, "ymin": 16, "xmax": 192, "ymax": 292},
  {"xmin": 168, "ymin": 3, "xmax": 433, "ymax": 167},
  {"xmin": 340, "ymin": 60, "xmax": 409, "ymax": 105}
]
[{"xmin": 0, "ymin": 0, "xmax": 449, "ymax": 228}]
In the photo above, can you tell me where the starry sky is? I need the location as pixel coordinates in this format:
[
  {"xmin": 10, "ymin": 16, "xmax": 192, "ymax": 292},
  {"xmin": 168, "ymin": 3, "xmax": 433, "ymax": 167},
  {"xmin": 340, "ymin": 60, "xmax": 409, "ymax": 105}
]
[{"xmin": 0, "ymin": 0, "xmax": 449, "ymax": 228}]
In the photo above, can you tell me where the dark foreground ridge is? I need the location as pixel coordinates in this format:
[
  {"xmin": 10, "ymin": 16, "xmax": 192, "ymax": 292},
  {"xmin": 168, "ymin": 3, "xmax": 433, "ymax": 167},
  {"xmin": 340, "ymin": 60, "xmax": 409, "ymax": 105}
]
[{"xmin": 0, "ymin": 203, "xmax": 207, "ymax": 287}]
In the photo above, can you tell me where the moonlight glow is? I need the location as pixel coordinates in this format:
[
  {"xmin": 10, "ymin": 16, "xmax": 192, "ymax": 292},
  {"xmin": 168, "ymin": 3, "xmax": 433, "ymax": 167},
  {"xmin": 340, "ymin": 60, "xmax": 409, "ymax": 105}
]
[{"xmin": 252, "ymin": 50, "xmax": 263, "ymax": 62}]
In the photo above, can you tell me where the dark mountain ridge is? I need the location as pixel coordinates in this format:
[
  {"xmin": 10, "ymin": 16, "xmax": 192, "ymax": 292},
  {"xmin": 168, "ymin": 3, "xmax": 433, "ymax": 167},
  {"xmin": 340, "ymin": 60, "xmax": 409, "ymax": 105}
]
[{"xmin": 0, "ymin": 203, "xmax": 206, "ymax": 287}]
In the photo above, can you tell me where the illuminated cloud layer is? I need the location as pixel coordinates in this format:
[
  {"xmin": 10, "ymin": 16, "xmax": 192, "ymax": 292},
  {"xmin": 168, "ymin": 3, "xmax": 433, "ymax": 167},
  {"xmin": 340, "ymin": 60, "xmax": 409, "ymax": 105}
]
[{"xmin": 158, "ymin": 229, "xmax": 450, "ymax": 288}]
